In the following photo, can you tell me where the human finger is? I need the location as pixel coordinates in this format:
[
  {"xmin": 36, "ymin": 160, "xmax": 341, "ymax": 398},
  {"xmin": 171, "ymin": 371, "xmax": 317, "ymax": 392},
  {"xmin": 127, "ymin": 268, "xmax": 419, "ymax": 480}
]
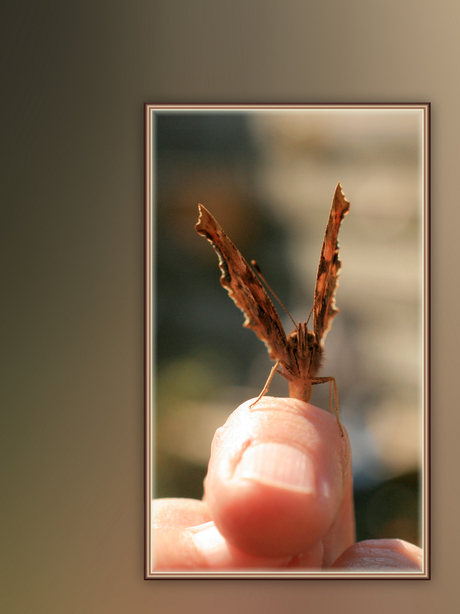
[
  {"xmin": 151, "ymin": 498, "xmax": 292, "ymax": 570},
  {"xmin": 204, "ymin": 396, "xmax": 354, "ymax": 565},
  {"xmin": 330, "ymin": 539, "xmax": 423, "ymax": 571}
]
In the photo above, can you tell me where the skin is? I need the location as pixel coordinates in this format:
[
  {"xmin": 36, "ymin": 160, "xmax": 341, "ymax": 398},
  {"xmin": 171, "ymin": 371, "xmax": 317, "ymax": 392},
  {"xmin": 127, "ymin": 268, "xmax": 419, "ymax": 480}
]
[{"xmin": 152, "ymin": 397, "xmax": 422, "ymax": 571}]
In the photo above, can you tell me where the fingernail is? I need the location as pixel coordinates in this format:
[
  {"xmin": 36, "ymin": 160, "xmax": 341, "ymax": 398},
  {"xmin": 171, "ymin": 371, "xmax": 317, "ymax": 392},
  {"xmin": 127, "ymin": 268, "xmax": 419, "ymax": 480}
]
[
  {"xmin": 234, "ymin": 443, "xmax": 315, "ymax": 493},
  {"xmin": 191, "ymin": 523, "xmax": 232, "ymax": 566}
]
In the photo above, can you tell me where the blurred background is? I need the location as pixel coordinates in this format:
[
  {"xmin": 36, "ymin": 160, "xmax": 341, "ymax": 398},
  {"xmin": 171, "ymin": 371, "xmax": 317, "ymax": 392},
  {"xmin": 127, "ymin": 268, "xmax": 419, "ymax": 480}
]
[{"xmin": 151, "ymin": 108, "xmax": 426, "ymax": 547}]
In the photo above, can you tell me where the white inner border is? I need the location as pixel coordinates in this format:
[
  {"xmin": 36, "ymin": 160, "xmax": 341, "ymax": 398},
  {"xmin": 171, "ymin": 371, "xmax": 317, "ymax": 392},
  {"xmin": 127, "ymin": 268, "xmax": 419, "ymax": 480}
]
[{"xmin": 145, "ymin": 104, "xmax": 430, "ymax": 580}]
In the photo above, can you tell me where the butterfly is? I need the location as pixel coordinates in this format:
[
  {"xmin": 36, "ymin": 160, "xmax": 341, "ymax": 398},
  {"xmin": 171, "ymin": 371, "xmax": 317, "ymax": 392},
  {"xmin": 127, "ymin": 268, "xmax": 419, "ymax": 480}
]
[{"xmin": 195, "ymin": 182, "xmax": 350, "ymax": 434}]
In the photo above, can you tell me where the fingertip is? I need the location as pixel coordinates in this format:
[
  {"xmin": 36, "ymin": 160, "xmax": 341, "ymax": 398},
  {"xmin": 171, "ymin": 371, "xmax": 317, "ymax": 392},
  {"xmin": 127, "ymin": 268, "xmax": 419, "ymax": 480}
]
[
  {"xmin": 205, "ymin": 397, "xmax": 352, "ymax": 558},
  {"xmin": 331, "ymin": 539, "xmax": 423, "ymax": 572}
]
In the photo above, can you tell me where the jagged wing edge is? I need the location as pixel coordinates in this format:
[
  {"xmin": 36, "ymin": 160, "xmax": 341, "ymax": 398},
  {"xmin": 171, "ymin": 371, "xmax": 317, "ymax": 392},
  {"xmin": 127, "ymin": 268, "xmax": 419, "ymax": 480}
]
[
  {"xmin": 196, "ymin": 204, "xmax": 291, "ymax": 363},
  {"xmin": 313, "ymin": 183, "xmax": 350, "ymax": 346}
]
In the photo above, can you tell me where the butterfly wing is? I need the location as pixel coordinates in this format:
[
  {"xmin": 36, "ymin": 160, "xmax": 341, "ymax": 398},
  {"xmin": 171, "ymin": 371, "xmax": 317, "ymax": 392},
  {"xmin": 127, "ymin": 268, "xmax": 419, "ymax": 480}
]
[
  {"xmin": 196, "ymin": 204, "xmax": 292, "ymax": 364},
  {"xmin": 313, "ymin": 183, "xmax": 350, "ymax": 346}
]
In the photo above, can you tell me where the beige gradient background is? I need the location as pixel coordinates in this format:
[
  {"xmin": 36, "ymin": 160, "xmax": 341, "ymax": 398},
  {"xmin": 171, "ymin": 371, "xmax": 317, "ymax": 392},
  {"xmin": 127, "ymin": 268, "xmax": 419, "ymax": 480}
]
[{"xmin": 0, "ymin": 1, "xmax": 454, "ymax": 613}]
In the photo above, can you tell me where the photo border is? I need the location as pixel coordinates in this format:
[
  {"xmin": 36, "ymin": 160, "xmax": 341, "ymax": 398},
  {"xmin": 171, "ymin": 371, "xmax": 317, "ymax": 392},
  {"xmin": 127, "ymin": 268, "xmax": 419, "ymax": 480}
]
[{"xmin": 144, "ymin": 103, "xmax": 430, "ymax": 580}]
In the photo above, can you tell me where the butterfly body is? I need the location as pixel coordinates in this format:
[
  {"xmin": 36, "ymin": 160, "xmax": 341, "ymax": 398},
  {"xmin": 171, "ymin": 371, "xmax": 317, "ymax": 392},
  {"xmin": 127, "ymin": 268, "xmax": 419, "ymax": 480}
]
[
  {"xmin": 196, "ymin": 183, "xmax": 350, "ymax": 428},
  {"xmin": 283, "ymin": 323, "xmax": 323, "ymax": 403}
]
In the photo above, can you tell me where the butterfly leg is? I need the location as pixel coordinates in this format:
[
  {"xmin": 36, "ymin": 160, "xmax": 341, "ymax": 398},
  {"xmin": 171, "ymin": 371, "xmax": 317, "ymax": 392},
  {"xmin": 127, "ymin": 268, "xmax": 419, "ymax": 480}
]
[
  {"xmin": 311, "ymin": 376, "xmax": 343, "ymax": 436},
  {"xmin": 249, "ymin": 361, "xmax": 281, "ymax": 409}
]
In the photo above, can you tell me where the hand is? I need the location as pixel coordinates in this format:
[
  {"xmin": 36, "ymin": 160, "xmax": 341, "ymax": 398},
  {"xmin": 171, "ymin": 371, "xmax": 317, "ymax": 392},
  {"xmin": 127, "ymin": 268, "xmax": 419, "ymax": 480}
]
[{"xmin": 152, "ymin": 397, "xmax": 422, "ymax": 571}]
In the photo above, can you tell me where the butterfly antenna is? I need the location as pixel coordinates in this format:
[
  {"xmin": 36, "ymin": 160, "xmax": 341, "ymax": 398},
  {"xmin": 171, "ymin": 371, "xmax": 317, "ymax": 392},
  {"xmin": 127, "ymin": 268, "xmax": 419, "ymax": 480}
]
[
  {"xmin": 251, "ymin": 260, "xmax": 297, "ymax": 328},
  {"xmin": 305, "ymin": 306, "xmax": 314, "ymax": 326}
]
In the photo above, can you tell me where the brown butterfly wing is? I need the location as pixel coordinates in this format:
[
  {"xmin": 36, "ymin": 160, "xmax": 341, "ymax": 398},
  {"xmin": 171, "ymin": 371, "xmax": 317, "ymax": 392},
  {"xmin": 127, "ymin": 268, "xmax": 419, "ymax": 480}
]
[
  {"xmin": 196, "ymin": 204, "xmax": 292, "ymax": 364},
  {"xmin": 313, "ymin": 183, "xmax": 350, "ymax": 346}
]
